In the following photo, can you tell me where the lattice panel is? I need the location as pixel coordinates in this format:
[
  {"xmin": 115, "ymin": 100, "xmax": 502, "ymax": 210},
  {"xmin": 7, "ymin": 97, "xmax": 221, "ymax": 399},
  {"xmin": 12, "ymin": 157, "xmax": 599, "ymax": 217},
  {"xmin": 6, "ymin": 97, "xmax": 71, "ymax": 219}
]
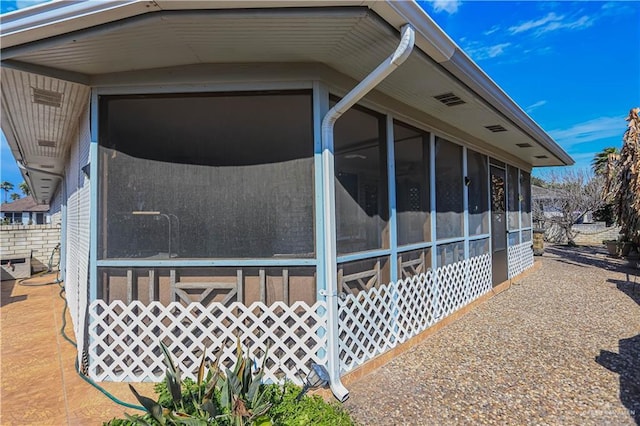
[
  {"xmin": 507, "ymin": 242, "xmax": 534, "ymax": 278},
  {"xmin": 338, "ymin": 253, "xmax": 491, "ymax": 374},
  {"xmin": 338, "ymin": 283, "xmax": 398, "ymax": 372},
  {"xmin": 88, "ymin": 300, "xmax": 327, "ymax": 384}
]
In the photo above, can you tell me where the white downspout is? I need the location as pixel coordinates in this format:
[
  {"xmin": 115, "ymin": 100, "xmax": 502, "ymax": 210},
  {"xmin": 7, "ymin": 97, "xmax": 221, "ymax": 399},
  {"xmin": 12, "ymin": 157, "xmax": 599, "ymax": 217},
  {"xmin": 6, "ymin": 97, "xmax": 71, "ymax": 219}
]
[
  {"xmin": 17, "ymin": 161, "xmax": 66, "ymax": 281},
  {"xmin": 321, "ymin": 24, "xmax": 415, "ymax": 402}
]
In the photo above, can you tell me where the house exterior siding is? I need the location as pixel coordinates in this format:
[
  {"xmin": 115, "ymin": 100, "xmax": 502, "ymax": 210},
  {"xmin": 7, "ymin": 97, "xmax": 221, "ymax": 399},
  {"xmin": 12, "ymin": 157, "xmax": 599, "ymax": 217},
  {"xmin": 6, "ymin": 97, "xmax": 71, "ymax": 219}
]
[{"xmin": 64, "ymin": 106, "xmax": 91, "ymax": 364}]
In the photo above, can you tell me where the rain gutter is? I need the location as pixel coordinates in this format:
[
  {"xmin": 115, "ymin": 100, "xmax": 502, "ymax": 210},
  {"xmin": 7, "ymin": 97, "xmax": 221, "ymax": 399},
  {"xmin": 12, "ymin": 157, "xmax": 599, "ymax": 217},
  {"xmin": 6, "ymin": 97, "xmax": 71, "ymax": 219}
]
[
  {"xmin": 321, "ymin": 23, "xmax": 415, "ymax": 402},
  {"xmin": 382, "ymin": 0, "xmax": 573, "ymax": 165}
]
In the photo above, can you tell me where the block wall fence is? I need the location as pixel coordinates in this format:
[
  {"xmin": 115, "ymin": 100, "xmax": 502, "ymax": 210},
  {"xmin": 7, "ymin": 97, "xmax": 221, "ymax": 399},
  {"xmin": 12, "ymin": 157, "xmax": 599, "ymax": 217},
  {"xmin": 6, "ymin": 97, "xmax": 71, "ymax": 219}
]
[{"xmin": 1, "ymin": 224, "xmax": 61, "ymax": 272}]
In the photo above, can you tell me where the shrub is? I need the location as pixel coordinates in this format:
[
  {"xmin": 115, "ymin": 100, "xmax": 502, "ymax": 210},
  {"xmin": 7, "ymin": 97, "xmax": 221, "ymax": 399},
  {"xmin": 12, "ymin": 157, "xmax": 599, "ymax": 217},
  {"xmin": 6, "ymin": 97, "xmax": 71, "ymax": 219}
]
[{"xmin": 104, "ymin": 341, "xmax": 354, "ymax": 426}]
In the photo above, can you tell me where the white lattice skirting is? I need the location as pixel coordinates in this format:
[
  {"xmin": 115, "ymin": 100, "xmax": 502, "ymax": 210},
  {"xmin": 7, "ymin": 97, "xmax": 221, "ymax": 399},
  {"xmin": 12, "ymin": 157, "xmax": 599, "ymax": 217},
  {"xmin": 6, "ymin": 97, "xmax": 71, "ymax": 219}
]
[
  {"xmin": 507, "ymin": 242, "xmax": 534, "ymax": 278},
  {"xmin": 88, "ymin": 300, "xmax": 327, "ymax": 383},
  {"xmin": 338, "ymin": 253, "xmax": 492, "ymax": 374},
  {"xmin": 88, "ymin": 253, "xmax": 504, "ymax": 382}
]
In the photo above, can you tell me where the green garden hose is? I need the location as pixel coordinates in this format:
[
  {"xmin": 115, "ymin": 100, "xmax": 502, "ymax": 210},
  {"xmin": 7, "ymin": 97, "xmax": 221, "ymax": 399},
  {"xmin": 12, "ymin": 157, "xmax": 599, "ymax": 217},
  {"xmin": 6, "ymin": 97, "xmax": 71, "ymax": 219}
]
[
  {"xmin": 56, "ymin": 281, "xmax": 145, "ymax": 412},
  {"xmin": 16, "ymin": 244, "xmax": 145, "ymax": 411},
  {"xmin": 17, "ymin": 244, "xmax": 61, "ymax": 287}
]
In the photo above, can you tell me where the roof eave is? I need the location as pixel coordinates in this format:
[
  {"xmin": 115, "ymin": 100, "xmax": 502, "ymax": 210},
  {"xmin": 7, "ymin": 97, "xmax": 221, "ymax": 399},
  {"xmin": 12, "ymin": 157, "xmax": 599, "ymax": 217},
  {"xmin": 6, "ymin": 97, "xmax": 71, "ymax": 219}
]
[
  {"xmin": 0, "ymin": 0, "xmax": 573, "ymax": 167},
  {"xmin": 371, "ymin": 0, "xmax": 574, "ymax": 166}
]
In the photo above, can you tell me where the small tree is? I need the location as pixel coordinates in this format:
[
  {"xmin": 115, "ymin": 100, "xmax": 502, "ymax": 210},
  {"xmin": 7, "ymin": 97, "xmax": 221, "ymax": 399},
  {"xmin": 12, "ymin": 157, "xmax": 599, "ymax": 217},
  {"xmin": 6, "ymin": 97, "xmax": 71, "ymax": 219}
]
[
  {"xmin": 592, "ymin": 147, "xmax": 619, "ymax": 176},
  {"xmin": 0, "ymin": 181, "xmax": 14, "ymax": 203},
  {"xmin": 9, "ymin": 193, "xmax": 20, "ymax": 201},
  {"xmin": 533, "ymin": 169, "xmax": 606, "ymax": 244},
  {"xmin": 606, "ymin": 107, "xmax": 640, "ymax": 245},
  {"xmin": 18, "ymin": 181, "xmax": 31, "ymax": 197}
]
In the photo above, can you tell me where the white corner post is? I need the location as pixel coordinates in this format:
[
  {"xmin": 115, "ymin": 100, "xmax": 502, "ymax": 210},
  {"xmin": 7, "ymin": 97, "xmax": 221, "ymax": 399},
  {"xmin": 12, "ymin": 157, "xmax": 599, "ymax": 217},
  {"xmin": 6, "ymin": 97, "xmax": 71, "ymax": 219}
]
[{"xmin": 321, "ymin": 24, "xmax": 415, "ymax": 402}]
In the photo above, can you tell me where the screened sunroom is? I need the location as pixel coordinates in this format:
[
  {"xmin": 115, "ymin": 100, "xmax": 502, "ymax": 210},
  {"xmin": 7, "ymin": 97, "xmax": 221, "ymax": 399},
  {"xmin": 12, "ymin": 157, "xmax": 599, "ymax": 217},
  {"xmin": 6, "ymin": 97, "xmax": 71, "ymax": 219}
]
[{"xmin": 0, "ymin": 1, "xmax": 572, "ymax": 401}]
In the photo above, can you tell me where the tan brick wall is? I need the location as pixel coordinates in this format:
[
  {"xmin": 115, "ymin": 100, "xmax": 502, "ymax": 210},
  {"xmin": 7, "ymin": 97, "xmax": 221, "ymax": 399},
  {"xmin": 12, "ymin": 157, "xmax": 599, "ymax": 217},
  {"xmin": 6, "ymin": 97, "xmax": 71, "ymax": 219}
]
[
  {"xmin": 0, "ymin": 224, "xmax": 61, "ymax": 272},
  {"xmin": 572, "ymin": 223, "xmax": 621, "ymax": 246}
]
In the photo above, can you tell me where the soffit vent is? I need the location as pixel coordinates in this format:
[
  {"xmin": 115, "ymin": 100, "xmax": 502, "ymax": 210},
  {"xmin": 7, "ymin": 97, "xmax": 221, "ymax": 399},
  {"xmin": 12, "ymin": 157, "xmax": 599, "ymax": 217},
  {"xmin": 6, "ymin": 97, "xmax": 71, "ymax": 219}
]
[
  {"xmin": 434, "ymin": 92, "xmax": 466, "ymax": 107},
  {"xmin": 41, "ymin": 178, "xmax": 52, "ymax": 181},
  {"xmin": 485, "ymin": 125, "xmax": 508, "ymax": 133},
  {"xmin": 40, "ymin": 164, "xmax": 55, "ymax": 169},
  {"xmin": 37, "ymin": 139, "xmax": 56, "ymax": 148},
  {"xmin": 516, "ymin": 143, "xmax": 533, "ymax": 148},
  {"xmin": 535, "ymin": 155, "xmax": 549, "ymax": 159},
  {"xmin": 32, "ymin": 88, "xmax": 63, "ymax": 108}
]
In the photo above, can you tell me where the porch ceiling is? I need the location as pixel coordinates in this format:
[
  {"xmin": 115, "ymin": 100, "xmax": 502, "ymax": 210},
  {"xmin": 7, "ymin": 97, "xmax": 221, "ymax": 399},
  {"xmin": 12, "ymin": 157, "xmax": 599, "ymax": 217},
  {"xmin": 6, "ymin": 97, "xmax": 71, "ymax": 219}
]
[{"xmin": 1, "ymin": 5, "xmax": 571, "ymax": 202}]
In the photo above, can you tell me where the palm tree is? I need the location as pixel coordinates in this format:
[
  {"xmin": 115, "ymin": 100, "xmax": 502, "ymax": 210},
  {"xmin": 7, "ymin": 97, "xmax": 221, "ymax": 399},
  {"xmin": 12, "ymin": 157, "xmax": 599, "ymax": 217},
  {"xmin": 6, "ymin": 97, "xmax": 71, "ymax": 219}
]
[
  {"xmin": 10, "ymin": 193, "xmax": 20, "ymax": 201},
  {"xmin": 608, "ymin": 107, "xmax": 640, "ymax": 245},
  {"xmin": 19, "ymin": 181, "xmax": 31, "ymax": 197},
  {"xmin": 0, "ymin": 181, "xmax": 14, "ymax": 203},
  {"xmin": 592, "ymin": 147, "xmax": 619, "ymax": 176}
]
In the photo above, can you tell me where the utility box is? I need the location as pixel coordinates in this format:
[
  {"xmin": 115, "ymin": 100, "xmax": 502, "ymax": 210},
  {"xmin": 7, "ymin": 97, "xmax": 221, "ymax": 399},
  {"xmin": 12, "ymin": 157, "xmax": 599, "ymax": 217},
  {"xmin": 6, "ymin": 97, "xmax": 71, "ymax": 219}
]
[{"xmin": 1, "ymin": 252, "xmax": 31, "ymax": 281}]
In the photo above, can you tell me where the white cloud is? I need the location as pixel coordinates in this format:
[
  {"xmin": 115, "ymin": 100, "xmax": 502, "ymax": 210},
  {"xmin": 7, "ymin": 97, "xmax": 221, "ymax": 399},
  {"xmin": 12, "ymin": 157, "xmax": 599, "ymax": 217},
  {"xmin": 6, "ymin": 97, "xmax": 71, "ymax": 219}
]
[
  {"xmin": 483, "ymin": 26, "xmax": 500, "ymax": 36},
  {"xmin": 509, "ymin": 12, "xmax": 563, "ymax": 34},
  {"xmin": 538, "ymin": 15, "xmax": 594, "ymax": 35},
  {"xmin": 429, "ymin": 0, "xmax": 462, "ymax": 14},
  {"xmin": 463, "ymin": 42, "xmax": 511, "ymax": 61},
  {"xmin": 549, "ymin": 116, "xmax": 625, "ymax": 148},
  {"xmin": 525, "ymin": 100, "xmax": 547, "ymax": 113},
  {"xmin": 509, "ymin": 12, "xmax": 593, "ymax": 36}
]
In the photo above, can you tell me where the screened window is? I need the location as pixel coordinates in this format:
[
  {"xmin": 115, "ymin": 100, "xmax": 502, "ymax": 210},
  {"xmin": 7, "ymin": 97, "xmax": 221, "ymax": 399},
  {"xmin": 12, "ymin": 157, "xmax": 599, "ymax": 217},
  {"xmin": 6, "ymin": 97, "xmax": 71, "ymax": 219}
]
[
  {"xmin": 507, "ymin": 165, "xmax": 520, "ymax": 231},
  {"xmin": 520, "ymin": 171, "xmax": 532, "ymax": 228},
  {"xmin": 508, "ymin": 232, "xmax": 520, "ymax": 246},
  {"xmin": 467, "ymin": 150, "xmax": 489, "ymax": 236},
  {"xmin": 338, "ymin": 256, "xmax": 390, "ymax": 295},
  {"xmin": 334, "ymin": 101, "xmax": 388, "ymax": 255},
  {"xmin": 435, "ymin": 137, "xmax": 463, "ymax": 240},
  {"xmin": 469, "ymin": 238, "xmax": 490, "ymax": 257},
  {"xmin": 394, "ymin": 121, "xmax": 430, "ymax": 245},
  {"xmin": 437, "ymin": 241, "xmax": 464, "ymax": 267},
  {"xmin": 98, "ymin": 91, "xmax": 314, "ymax": 259},
  {"xmin": 398, "ymin": 248, "xmax": 431, "ymax": 279}
]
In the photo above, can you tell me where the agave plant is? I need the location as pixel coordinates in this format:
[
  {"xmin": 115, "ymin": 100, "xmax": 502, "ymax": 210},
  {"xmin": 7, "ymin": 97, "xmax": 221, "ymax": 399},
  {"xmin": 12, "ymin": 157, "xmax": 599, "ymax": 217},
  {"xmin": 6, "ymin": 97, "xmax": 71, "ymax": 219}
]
[
  {"xmin": 217, "ymin": 339, "xmax": 272, "ymax": 426},
  {"xmin": 123, "ymin": 340, "xmax": 271, "ymax": 426}
]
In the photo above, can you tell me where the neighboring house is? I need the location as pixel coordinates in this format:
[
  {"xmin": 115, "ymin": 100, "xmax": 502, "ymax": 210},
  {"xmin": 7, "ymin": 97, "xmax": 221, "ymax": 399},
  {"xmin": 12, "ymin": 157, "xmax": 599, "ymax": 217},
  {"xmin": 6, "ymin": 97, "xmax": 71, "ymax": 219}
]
[
  {"xmin": 0, "ymin": 196, "xmax": 50, "ymax": 224},
  {"xmin": 532, "ymin": 185, "xmax": 593, "ymax": 225},
  {"xmin": 0, "ymin": 1, "xmax": 573, "ymax": 400}
]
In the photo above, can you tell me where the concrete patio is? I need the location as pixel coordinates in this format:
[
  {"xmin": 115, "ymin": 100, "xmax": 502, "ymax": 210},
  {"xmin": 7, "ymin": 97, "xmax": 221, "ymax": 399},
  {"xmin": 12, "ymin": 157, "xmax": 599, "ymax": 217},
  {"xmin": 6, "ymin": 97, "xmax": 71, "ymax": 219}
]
[
  {"xmin": 0, "ymin": 273, "xmax": 154, "ymax": 425},
  {"xmin": 1, "ymin": 245, "xmax": 638, "ymax": 425},
  {"xmin": 344, "ymin": 245, "xmax": 640, "ymax": 425}
]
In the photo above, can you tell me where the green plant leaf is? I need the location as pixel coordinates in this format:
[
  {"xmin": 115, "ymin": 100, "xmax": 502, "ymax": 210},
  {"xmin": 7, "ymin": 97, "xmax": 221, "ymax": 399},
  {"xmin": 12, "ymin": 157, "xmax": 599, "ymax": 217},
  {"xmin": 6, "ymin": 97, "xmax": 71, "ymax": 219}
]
[
  {"xmin": 160, "ymin": 342, "xmax": 177, "ymax": 376},
  {"xmin": 166, "ymin": 371, "xmax": 182, "ymax": 404},
  {"xmin": 128, "ymin": 384, "xmax": 166, "ymax": 425},
  {"xmin": 168, "ymin": 411, "xmax": 207, "ymax": 426},
  {"xmin": 197, "ymin": 347, "xmax": 206, "ymax": 387},
  {"xmin": 227, "ymin": 369, "xmax": 242, "ymax": 396},
  {"xmin": 233, "ymin": 338, "xmax": 244, "ymax": 377},
  {"xmin": 200, "ymin": 399, "xmax": 219, "ymax": 418},
  {"xmin": 253, "ymin": 415, "xmax": 273, "ymax": 426},
  {"xmin": 124, "ymin": 412, "xmax": 152, "ymax": 426},
  {"xmin": 242, "ymin": 356, "xmax": 252, "ymax": 396},
  {"xmin": 220, "ymin": 376, "xmax": 230, "ymax": 409}
]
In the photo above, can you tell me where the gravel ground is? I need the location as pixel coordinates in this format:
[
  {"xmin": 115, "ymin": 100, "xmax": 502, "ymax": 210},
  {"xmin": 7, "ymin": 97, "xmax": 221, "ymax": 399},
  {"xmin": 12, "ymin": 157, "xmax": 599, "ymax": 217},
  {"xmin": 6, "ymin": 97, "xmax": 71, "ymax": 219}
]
[{"xmin": 343, "ymin": 245, "xmax": 640, "ymax": 425}]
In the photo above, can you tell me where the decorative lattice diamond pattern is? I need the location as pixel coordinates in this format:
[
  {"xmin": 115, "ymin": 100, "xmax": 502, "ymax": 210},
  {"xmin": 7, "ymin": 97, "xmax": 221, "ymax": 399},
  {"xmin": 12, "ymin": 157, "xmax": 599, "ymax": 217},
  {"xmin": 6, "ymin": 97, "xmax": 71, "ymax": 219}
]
[
  {"xmin": 338, "ymin": 253, "xmax": 491, "ymax": 374},
  {"xmin": 88, "ymin": 300, "xmax": 327, "ymax": 384},
  {"xmin": 88, "ymin": 253, "xmax": 498, "ymax": 381},
  {"xmin": 507, "ymin": 242, "xmax": 534, "ymax": 278}
]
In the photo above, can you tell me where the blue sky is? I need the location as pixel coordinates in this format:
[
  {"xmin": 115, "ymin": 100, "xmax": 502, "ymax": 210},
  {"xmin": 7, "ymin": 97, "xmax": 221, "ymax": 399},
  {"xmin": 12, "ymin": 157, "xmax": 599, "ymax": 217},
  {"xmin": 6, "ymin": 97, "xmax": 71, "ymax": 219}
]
[
  {"xmin": 420, "ymin": 0, "xmax": 640, "ymax": 175},
  {"xmin": 1, "ymin": 0, "xmax": 639, "ymax": 189}
]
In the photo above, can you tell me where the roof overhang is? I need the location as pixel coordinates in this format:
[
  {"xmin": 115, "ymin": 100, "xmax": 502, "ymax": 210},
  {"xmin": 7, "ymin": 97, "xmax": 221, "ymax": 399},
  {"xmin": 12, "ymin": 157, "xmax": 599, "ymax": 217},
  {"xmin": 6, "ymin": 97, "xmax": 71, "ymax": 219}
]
[{"xmin": 1, "ymin": 0, "xmax": 573, "ymax": 203}]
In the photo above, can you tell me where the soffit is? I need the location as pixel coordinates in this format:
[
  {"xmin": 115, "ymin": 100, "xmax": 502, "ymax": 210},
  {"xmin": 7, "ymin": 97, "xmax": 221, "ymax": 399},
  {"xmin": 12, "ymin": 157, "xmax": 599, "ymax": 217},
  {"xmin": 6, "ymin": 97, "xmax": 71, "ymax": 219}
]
[
  {"xmin": 0, "ymin": 7, "xmax": 567, "ymax": 204},
  {"xmin": 1, "ymin": 68, "xmax": 90, "ymax": 203}
]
